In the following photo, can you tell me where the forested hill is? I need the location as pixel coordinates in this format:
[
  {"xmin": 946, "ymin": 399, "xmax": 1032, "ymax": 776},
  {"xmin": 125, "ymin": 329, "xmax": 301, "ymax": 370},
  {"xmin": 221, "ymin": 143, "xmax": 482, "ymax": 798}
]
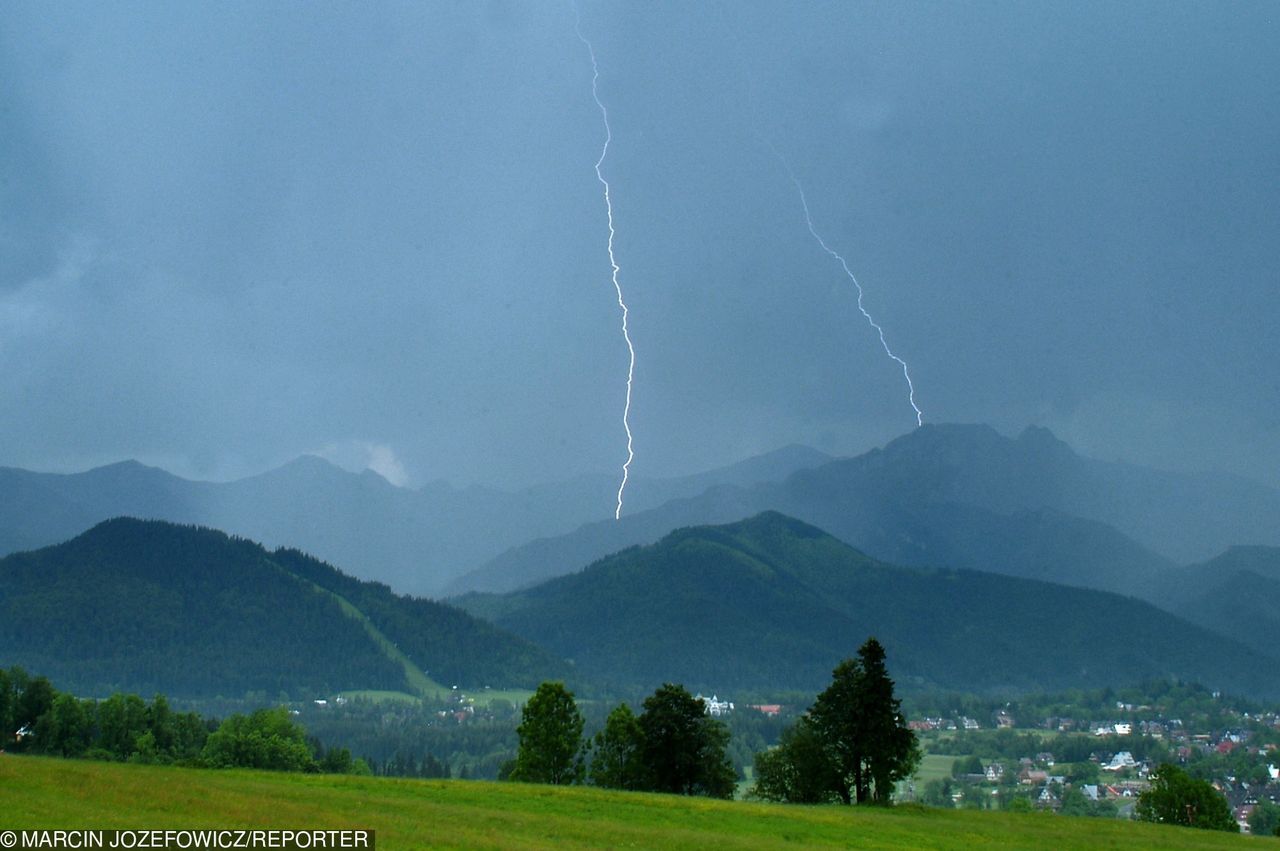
[
  {"xmin": 0, "ymin": 518, "xmax": 566, "ymax": 698},
  {"xmin": 454, "ymin": 512, "xmax": 1279, "ymax": 698},
  {"xmin": 1157, "ymin": 546, "xmax": 1280, "ymax": 663}
]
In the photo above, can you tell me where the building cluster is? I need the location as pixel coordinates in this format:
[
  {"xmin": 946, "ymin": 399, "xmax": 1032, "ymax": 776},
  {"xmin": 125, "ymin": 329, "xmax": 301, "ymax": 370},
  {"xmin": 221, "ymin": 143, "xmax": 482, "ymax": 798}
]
[{"xmin": 909, "ymin": 702, "xmax": 1280, "ymax": 830}]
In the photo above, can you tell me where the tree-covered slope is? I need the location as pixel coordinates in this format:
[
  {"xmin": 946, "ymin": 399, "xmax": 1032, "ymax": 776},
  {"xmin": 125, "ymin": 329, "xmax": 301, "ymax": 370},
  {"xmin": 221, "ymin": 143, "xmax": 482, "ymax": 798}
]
[
  {"xmin": 1159, "ymin": 546, "xmax": 1280, "ymax": 662},
  {"xmin": 456, "ymin": 513, "xmax": 1279, "ymax": 698},
  {"xmin": 0, "ymin": 518, "xmax": 565, "ymax": 698}
]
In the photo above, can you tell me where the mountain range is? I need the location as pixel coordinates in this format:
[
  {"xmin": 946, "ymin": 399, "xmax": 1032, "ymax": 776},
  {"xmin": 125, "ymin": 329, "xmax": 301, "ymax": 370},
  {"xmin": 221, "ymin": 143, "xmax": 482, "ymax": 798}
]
[
  {"xmin": 445, "ymin": 424, "xmax": 1280, "ymax": 600},
  {"xmin": 0, "ymin": 444, "xmax": 830, "ymax": 597},
  {"xmin": 5, "ymin": 513, "xmax": 1274, "ymax": 703},
  {"xmin": 453, "ymin": 512, "xmax": 1280, "ymax": 697},
  {"xmin": 4, "ymin": 423, "xmax": 1278, "ymax": 700}
]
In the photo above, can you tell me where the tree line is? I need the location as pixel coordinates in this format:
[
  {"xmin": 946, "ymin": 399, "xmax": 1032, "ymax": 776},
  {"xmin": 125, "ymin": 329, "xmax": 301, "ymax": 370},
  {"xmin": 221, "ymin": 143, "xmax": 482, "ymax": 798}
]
[
  {"xmin": 0, "ymin": 666, "xmax": 365, "ymax": 774},
  {"xmin": 503, "ymin": 680, "xmax": 737, "ymax": 797},
  {"xmin": 506, "ymin": 637, "xmax": 920, "ymax": 805}
]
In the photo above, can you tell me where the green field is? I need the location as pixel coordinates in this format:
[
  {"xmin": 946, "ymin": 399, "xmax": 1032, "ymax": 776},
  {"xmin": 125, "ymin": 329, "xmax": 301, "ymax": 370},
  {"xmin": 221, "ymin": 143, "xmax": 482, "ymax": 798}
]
[
  {"xmin": 912, "ymin": 753, "xmax": 961, "ymax": 785},
  {"xmin": 463, "ymin": 687, "xmax": 535, "ymax": 708},
  {"xmin": 335, "ymin": 690, "xmax": 424, "ymax": 705},
  {"xmin": 0, "ymin": 755, "xmax": 1257, "ymax": 850}
]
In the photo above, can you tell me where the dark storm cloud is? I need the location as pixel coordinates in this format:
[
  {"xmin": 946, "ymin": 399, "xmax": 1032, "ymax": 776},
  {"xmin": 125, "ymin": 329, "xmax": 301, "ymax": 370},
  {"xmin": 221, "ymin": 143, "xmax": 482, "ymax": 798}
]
[{"xmin": 1, "ymin": 1, "xmax": 1277, "ymax": 489}]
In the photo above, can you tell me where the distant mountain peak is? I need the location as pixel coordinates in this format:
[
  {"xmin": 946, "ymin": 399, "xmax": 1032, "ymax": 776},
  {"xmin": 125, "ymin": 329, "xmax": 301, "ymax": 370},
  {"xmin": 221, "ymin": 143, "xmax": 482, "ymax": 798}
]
[
  {"xmin": 874, "ymin": 422, "xmax": 1079, "ymax": 466},
  {"xmin": 716, "ymin": 510, "xmax": 829, "ymax": 540},
  {"xmin": 1016, "ymin": 424, "xmax": 1078, "ymax": 457},
  {"xmin": 278, "ymin": 454, "xmax": 345, "ymax": 473},
  {"xmin": 81, "ymin": 459, "xmax": 178, "ymax": 480}
]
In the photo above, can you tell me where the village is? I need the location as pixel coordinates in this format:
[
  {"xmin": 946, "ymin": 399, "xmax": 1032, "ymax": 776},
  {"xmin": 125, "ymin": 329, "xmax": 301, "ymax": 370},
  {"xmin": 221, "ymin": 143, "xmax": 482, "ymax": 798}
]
[{"xmin": 903, "ymin": 699, "xmax": 1280, "ymax": 833}]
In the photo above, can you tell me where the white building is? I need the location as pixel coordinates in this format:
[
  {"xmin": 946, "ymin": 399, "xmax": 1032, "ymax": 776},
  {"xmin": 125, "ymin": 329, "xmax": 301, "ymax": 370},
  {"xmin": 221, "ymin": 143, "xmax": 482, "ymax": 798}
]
[{"xmin": 695, "ymin": 694, "xmax": 734, "ymax": 717}]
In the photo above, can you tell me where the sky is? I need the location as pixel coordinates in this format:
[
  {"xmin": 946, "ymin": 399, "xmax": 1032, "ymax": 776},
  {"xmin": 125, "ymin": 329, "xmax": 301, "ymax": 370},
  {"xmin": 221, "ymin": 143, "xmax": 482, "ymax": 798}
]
[{"xmin": 2, "ymin": 1, "xmax": 1277, "ymax": 490}]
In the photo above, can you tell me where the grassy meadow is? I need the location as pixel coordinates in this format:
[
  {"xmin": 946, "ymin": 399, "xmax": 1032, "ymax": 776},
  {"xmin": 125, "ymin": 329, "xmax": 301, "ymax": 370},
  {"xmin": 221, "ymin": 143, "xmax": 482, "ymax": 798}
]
[{"xmin": 0, "ymin": 754, "xmax": 1260, "ymax": 850}]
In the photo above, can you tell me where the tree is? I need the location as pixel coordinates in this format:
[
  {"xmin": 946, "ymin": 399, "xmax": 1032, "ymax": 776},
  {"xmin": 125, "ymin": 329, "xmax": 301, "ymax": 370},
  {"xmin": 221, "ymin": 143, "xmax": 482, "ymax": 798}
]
[
  {"xmin": 856, "ymin": 638, "xmax": 921, "ymax": 804},
  {"xmin": 0, "ymin": 668, "xmax": 12, "ymax": 738},
  {"xmin": 589, "ymin": 703, "xmax": 645, "ymax": 790},
  {"xmin": 809, "ymin": 637, "xmax": 920, "ymax": 805},
  {"xmin": 638, "ymin": 684, "xmax": 735, "ymax": 798},
  {"xmin": 810, "ymin": 657, "xmax": 865, "ymax": 803},
  {"xmin": 509, "ymin": 681, "xmax": 584, "ymax": 785},
  {"xmin": 1136, "ymin": 763, "xmax": 1238, "ymax": 832},
  {"xmin": 1006, "ymin": 795, "xmax": 1033, "ymax": 813},
  {"xmin": 1248, "ymin": 800, "xmax": 1280, "ymax": 838},
  {"xmin": 921, "ymin": 778, "xmax": 954, "ymax": 808},
  {"xmin": 1060, "ymin": 785, "xmax": 1091, "ymax": 817},
  {"xmin": 36, "ymin": 693, "xmax": 92, "ymax": 757},
  {"xmin": 14, "ymin": 674, "xmax": 55, "ymax": 734},
  {"xmin": 200, "ymin": 707, "xmax": 317, "ymax": 772},
  {"xmin": 751, "ymin": 715, "xmax": 842, "ymax": 804}
]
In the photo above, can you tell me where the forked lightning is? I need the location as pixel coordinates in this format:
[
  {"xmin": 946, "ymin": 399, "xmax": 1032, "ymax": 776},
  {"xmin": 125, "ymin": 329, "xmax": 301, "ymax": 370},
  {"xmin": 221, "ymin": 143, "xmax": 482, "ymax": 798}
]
[{"xmin": 574, "ymin": 5, "xmax": 637, "ymax": 518}]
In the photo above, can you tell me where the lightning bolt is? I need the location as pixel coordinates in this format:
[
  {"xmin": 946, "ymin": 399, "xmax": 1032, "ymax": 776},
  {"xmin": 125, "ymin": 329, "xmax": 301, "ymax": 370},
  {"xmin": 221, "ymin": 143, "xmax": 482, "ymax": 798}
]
[
  {"xmin": 771, "ymin": 147, "xmax": 923, "ymax": 427},
  {"xmin": 574, "ymin": 6, "xmax": 636, "ymax": 519}
]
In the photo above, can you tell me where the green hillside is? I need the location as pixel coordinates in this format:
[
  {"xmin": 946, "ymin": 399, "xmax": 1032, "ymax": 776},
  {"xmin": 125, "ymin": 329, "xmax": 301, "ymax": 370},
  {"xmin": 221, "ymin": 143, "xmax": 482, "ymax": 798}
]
[
  {"xmin": 0, "ymin": 755, "xmax": 1254, "ymax": 850},
  {"xmin": 0, "ymin": 518, "xmax": 565, "ymax": 698},
  {"xmin": 456, "ymin": 512, "xmax": 1279, "ymax": 697}
]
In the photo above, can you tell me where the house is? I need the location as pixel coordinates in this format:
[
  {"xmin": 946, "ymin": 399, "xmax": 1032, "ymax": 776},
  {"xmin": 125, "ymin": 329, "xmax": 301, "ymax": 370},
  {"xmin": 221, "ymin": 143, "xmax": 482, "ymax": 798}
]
[
  {"xmin": 1082, "ymin": 784, "xmax": 1100, "ymax": 802},
  {"xmin": 909, "ymin": 717, "xmax": 945, "ymax": 731},
  {"xmin": 695, "ymin": 694, "xmax": 734, "ymax": 717},
  {"xmin": 14, "ymin": 724, "xmax": 32, "ymax": 743},
  {"xmin": 1114, "ymin": 723, "xmax": 1132, "ymax": 736},
  {"xmin": 1020, "ymin": 769, "xmax": 1048, "ymax": 786},
  {"xmin": 985, "ymin": 763, "xmax": 1005, "ymax": 782},
  {"xmin": 995, "ymin": 711, "xmax": 1015, "ymax": 729},
  {"xmin": 1269, "ymin": 764, "xmax": 1278, "ymax": 781},
  {"xmin": 1102, "ymin": 751, "xmax": 1136, "ymax": 771},
  {"xmin": 749, "ymin": 704, "xmax": 782, "ymax": 717}
]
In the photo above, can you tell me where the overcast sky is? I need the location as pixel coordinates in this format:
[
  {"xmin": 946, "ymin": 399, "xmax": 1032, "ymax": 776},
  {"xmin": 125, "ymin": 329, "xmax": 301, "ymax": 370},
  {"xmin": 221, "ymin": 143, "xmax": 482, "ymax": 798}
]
[{"xmin": 2, "ymin": 1, "xmax": 1277, "ymax": 490}]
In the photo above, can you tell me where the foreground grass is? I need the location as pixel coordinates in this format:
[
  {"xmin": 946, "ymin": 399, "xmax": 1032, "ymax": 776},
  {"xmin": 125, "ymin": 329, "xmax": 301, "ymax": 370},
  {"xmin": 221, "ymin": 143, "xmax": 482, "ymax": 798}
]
[{"xmin": 0, "ymin": 755, "xmax": 1255, "ymax": 850}]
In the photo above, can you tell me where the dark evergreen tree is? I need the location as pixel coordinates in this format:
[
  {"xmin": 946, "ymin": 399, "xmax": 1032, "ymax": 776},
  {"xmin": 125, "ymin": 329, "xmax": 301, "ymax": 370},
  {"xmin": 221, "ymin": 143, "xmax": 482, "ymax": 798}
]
[
  {"xmin": 810, "ymin": 657, "xmax": 866, "ymax": 803},
  {"xmin": 856, "ymin": 638, "xmax": 921, "ymax": 803},
  {"xmin": 637, "ymin": 684, "xmax": 735, "ymax": 798},
  {"xmin": 808, "ymin": 637, "xmax": 919, "ymax": 805},
  {"xmin": 509, "ymin": 681, "xmax": 585, "ymax": 785}
]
